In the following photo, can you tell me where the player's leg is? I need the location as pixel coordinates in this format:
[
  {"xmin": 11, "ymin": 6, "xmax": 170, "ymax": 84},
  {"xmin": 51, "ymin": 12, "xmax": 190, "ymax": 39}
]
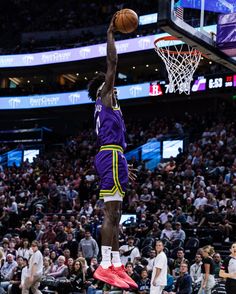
[
  {"xmin": 101, "ymin": 200, "xmax": 122, "ymax": 268},
  {"xmin": 94, "ymin": 199, "xmax": 129, "ymax": 289}
]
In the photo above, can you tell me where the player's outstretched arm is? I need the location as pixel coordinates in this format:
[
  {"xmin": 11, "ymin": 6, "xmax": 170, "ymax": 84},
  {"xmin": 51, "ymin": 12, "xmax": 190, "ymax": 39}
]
[{"xmin": 101, "ymin": 15, "xmax": 117, "ymax": 108}]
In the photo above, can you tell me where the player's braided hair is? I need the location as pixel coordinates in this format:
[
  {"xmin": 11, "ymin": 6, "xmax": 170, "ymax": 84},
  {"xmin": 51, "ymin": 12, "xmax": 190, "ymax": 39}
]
[{"xmin": 87, "ymin": 72, "xmax": 106, "ymax": 101}]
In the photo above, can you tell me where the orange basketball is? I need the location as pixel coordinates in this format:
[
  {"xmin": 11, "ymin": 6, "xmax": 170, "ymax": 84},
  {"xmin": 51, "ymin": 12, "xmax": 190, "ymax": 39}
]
[{"xmin": 114, "ymin": 9, "xmax": 138, "ymax": 34}]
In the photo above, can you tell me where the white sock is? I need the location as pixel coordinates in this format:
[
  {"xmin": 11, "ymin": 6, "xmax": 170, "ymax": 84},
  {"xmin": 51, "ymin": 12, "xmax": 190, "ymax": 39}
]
[
  {"xmin": 112, "ymin": 251, "xmax": 122, "ymax": 267},
  {"xmin": 100, "ymin": 246, "xmax": 112, "ymax": 269}
]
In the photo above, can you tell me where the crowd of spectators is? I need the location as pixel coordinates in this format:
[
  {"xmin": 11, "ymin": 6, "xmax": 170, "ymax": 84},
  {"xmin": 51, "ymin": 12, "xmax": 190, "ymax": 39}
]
[
  {"xmin": 0, "ymin": 0, "xmax": 219, "ymax": 54},
  {"xmin": 0, "ymin": 113, "xmax": 235, "ymax": 293}
]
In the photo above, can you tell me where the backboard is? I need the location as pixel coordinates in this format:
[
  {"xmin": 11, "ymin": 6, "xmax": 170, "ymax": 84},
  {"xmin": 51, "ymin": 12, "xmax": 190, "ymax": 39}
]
[{"xmin": 157, "ymin": 0, "xmax": 236, "ymax": 72}]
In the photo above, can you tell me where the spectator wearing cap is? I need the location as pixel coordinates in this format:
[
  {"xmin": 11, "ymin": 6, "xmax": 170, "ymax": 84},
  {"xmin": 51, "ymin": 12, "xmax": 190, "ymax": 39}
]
[
  {"xmin": 120, "ymin": 236, "xmax": 140, "ymax": 265},
  {"xmin": 78, "ymin": 230, "xmax": 99, "ymax": 262},
  {"xmin": 20, "ymin": 221, "xmax": 36, "ymax": 243},
  {"xmin": 0, "ymin": 253, "xmax": 17, "ymax": 290}
]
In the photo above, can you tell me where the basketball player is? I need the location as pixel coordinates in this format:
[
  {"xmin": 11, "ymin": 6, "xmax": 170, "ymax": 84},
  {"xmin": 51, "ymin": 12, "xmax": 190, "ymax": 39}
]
[{"xmin": 88, "ymin": 15, "xmax": 137, "ymax": 289}]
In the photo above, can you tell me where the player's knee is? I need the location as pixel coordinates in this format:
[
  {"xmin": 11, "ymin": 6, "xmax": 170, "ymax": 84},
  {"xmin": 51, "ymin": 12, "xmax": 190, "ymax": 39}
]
[{"xmin": 107, "ymin": 208, "xmax": 121, "ymax": 226}]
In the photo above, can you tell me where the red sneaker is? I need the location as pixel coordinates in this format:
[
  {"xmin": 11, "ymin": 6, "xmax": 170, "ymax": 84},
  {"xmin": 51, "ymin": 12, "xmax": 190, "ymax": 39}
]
[
  {"xmin": 93, "ymin": 265, "xmax": 130, "ymax": 289},
  {"xmin": 112, "ymin": 265, "xmax": 138, "ymax": 289}
]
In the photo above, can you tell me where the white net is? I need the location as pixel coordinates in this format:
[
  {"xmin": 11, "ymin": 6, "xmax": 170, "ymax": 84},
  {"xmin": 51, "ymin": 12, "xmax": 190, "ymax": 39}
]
[{"xmin": 154, "ymin": 37, "xmax": 202, "ymax": 95}]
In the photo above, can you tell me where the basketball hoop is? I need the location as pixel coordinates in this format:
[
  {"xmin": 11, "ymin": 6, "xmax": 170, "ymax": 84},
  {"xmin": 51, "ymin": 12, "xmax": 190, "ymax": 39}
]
[{"xmin": 154, "ymin": 36, "xmax": 202, "ymax": 95}]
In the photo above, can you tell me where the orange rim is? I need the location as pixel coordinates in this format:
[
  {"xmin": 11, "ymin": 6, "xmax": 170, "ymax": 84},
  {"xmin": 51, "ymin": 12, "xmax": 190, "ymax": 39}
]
[{"xmin": 154, "ymin": 36, "xmax": 202, "ymax": 56}]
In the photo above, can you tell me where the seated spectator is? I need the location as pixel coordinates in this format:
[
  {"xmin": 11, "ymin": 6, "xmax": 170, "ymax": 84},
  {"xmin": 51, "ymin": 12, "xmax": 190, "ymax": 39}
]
[
  {"xmin": 0, "ymin": 254, "xmax": 17, "ymax": 290},
  {"xmin": 172, "ymin": 249, "xmax": 189, "ymax": 279},
  {"xmin": 213, "ymin": 252, "xmax": 222, "ymax": 278},
  {"xmin": 20, "ymin": 221, "xmax": 36, "ymax": 243},
  {"xmin": 136, "ymin": 201, "xmax": 147, "ymax": 215},
  {"xmin": 17, "ymin": 238, "xmax": 31, "ymax": 260},
  {"xmin": 66, "ymin": 184, "xmax": 78, "ymax": 210},
  {"xmin": 137, "ymin": 268, "xmax": 151, "ymax": 294},
  {"xmin": 147, "ymin": 221, "xmax": 161, "ymax": 239},
  {"xmin": 57, "ymin": 259, "xmax": 85, "ymax": 294},
  {"xmin": 62, "ymin": 232, "xmax": 79, "ymax": 259},
  {"xmin": 55, "ymin": 223, "xmax": 67, "ymax": 243},
  {"xmin": 67, "ymin": 257, "xmax": 74, "ymax": 274},
  {"xmin": 193, "ymin": 191, "xmax": 208, "ymax": 210},
  {"xmin": 8, "ymin": 255, "xmax": 25, "ymax": 294},
  {"xmin": 7, "ymin": 239, "xmax": 17, "ymax": 258},
  {"xmin": 173, "ymin": 208, "xmax": 187, "ymax": 224},
  {"xmin": 63, "ymin": 248, "xmax": 71, "ymax": 265},
  {"xmin": 140, "ymin": 187, "xmax": 152, "ymax": 203},
  {"xmin": 47, "ymin": 255, "xmax": 68, "ymax": 278},
  {"xmin": 86, "ymin": 257, "xmax": 99, "ymax": 279},
  {"xmin": 171, "ymin": 223, "xmax": 186, "ymax": 244},
  {"xmin": 0, "ymin": 238, "xmax": 10, "ymax": 258},
  {"xmin": 120, "ymin": 236, "xmax": 141, "ymax": 265},
  {"xmin": 42, "ymin": 256, "xmax": 51, "ymax": 276},
  {"xmin": 159, "ymin": 207, "xmax": 173, "ymax": 225},
  {"xmin": 125, "ymin": 262, "xmax": 140, "ymax": 284},
  {"xmin": 160, "ymin": 222, "xmax": 174, "ymax": 241},
  {"xmin": 146, "ymin": 249, "xmax": 156, "ymax": 273}
]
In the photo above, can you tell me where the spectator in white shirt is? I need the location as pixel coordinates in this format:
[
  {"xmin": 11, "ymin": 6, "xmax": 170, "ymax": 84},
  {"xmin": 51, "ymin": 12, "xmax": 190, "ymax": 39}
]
[
  {"xmin": 150, "ymin": 240, "xmax": 167, "ymax": 294},
  {"xmin": 120, "ymin": 236, "xmax": 140, "ymax": 265},
  {"xmin": 193, "ymin": 191, "xmax": 208, "ymax": 209},
  {"xmin": 160, "ymin": 222, "xmax": 174, "ymax": 241},
  {"xmin": 190, "ymin": 254, "xmax": 203, "ymax": 288}
]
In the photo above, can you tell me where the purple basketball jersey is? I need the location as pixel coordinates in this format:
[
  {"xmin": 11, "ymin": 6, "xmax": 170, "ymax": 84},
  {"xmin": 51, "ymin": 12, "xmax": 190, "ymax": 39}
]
[{"xmin": 94, "ymin": 97, "xmax": 127, "ymax": 150}]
